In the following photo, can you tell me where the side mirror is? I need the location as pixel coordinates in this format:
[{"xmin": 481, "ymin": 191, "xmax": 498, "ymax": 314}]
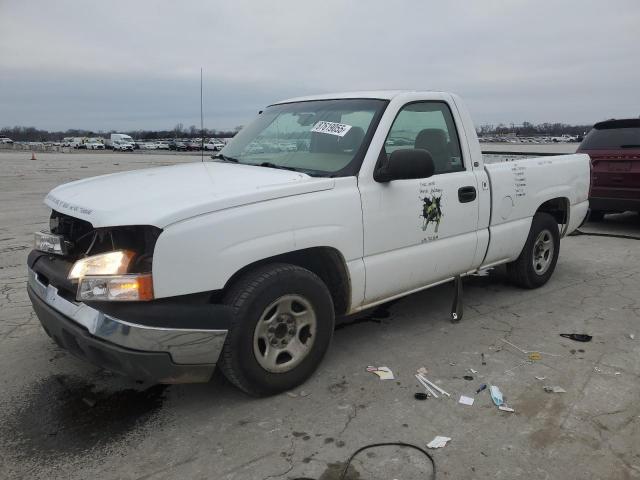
[{"xmin": 375, "ymin": 148, "xmax": 435, "ymax": 182}]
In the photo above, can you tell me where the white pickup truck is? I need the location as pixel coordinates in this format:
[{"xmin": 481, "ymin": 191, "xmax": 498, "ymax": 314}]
[{"xmin": 27, "ymin": 91, "xmax": 590, "ymax": 395}]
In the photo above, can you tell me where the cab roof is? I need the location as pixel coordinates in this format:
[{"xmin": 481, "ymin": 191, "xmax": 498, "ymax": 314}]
[{"xmin": 272, "ymin": 90, "xmax": 443, "ymax": 105}]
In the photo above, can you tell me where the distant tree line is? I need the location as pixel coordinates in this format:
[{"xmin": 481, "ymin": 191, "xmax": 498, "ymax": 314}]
[
  {"xmin": 0, "ymin": 124, "xmax": 241, "ymax": 142},
  {"xmin": 476, "ymin": 121, "xmax": 592, "ymax": 137}
]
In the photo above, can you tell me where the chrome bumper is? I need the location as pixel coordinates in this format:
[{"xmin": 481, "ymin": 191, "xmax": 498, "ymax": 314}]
[{"xmin": 28, "ymin": 268, "xmax": 227, "ymax": 366}]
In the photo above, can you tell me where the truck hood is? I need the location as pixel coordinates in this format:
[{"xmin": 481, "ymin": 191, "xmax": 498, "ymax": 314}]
[{"xmin": 45, "ymin": 162, "xmax": 335, "ymax": 228}]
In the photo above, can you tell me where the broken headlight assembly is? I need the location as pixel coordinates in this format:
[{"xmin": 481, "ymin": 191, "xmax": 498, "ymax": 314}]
[{"xmin": 68, "ymin": 250, "xmax": 154, "ymax": 301}]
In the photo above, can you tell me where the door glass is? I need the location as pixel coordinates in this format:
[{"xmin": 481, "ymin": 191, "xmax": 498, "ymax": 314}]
[{"xmin": 385, "ymin": 102, "xmax": 463, "ymax": 174}]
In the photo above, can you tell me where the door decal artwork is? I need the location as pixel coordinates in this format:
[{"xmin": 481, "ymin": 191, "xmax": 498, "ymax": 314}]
[
  {"xmin": 421, "ymin": 194, "xmax": 443, "ymax": 232},
  {"xmin": 419, "ymin": 180, "xmax": 443, "ymax": 240}
]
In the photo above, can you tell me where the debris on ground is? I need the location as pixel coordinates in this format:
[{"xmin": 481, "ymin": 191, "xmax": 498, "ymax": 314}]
[
  {"xmin": 535, "ymin": 376, "xmax": 546, "ymax": 381},
  {"xmin": 476, "ymin": 384, "xmax": 487, "ymax": 394},
  {"xmin": 543, "ymin": 386, "xmax": 566, "ymax": 393},
  {"xmin": 416, "ymin": 373, "xmax": 450, "ymax": 397},
  {"xmin": 414, "ymin": 392, "xmax": 430, "ymax": 400},
  {"xmin": 481, "ymin": 353, "xmax": 486, "ymax": 365},
  {"xmin": 528, "ymin": 352, "xmax": 542, "ymax": 361},
  {"xmin": 498, "ymin": 405, "xmax": 515, "ymax": 413},
  {"xmin": 427, "ymin": 436, "xmax": 451, "ymax": 449},
  {"xmin": 629, "ymin": 333, "xmax": 635, "ymax": 340},
  {"xmin": 501, "ymin": 338, "xmax": 562, "ymax": 358},
  {"xmin": 415, "ymin": 374, "xmax": 439, "ymax": 398},
  {"xmin": 82, "ymin": 397, "xmax": 97, "ymax": 408},
  {"xmin": 367, "ymin": 366, "xmax": 395, "ymax": 380},
  {"xmin": 459, "ymin": 395, "xmax": 474, "ymax": 406},
  {"xmin": 560, "ymin": 333, "xmax": 593, "ymax": 342},
  {"xmin": 490, "ymin": 385, "xmax": 504, "ymax": 406},
  {"xmin": 468, "ymin": 368, "xmax": 478, "ymax": 374},
  {"xmin": 463, "ymin": 375, "xmax": 474, "ymax": 381}
]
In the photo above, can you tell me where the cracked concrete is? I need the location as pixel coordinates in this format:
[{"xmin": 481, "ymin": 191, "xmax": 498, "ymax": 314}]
[{"xmin": 1, "ymin": 150, "xmax": 639, "ymax": 479}]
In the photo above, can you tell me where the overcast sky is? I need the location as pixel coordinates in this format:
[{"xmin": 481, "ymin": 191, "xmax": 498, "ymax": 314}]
[{"xmin": 1, "ymin": 0, "xmax": 639, "ymax": 131}]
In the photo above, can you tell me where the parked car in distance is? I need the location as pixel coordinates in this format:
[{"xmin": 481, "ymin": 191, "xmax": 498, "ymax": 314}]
[
  {"xmin": 168, "ymin": 140, "xmax": 187, "ymax": 151},
  {"xmin": 577, "ymin": 118, "xmax": 640, "ymax": 220},
  {"xmin": 156, "ymin": 141, "xmax": 170, "ymax": 150},
  {"xmin": 185, "ymin": 140, "xmax": 201, "ymax": 151},
  {"xmin": 0, "ymin": 135, "xmax": 14, "ymax": 144},
  {"xmin": 204, "ymin": 139, "xmax": 226, "ymax": 151},
  {"xmin": 85, "ymin": 141, "xmax": 105, "ymax": 150}
]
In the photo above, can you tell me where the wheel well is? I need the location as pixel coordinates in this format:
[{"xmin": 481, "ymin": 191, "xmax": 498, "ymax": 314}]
[
  {"xmin": 536, "ymin": 197, "xmax": 569, "ymax": 234},
  {"xmin": 537, "ymin": 197, "xmax": 569, "ymax": 224},
  {"xmin": 222, "ymin": 247, "xmax": 351, "ymax": 315}
]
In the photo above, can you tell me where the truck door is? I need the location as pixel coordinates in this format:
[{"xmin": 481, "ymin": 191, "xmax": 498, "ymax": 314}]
[{"xmin": 359, "ymin": 100, "xmax": 480, "ymax": 303}]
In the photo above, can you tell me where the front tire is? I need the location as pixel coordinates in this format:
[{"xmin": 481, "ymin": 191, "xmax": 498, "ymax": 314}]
[
  {"xmin": 507, "ymin": 212, "xmax": 560, "ymax": 289},
  {"xmin": 219, "ymin": 263, "xmax": 335, "ymax": 396}
]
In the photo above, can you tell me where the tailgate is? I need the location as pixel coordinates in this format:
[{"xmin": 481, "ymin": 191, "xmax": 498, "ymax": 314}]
[{"xmin": 586, "ymin": 149, "xmax": 640, "ymax": 198}]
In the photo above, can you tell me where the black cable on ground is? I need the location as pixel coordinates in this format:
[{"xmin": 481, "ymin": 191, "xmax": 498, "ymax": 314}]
[
  {"xmin": 570, "ymin": 229, "xmax": 640, "ymax": 241},
  {"xmin": 338, "ymin": 442, "xmax": 436, "ymax": 480}
]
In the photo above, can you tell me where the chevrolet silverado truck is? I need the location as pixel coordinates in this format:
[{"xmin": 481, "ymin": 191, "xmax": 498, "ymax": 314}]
[{"xmin": 27, "ymin": 91, "xmax": 590, "ymax": 396}]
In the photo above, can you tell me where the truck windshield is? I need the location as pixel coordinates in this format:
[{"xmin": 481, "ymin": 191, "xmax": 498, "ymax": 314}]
[{"xmin": 219, "ymin": 99, "xmax": 387, "ymax": 176}]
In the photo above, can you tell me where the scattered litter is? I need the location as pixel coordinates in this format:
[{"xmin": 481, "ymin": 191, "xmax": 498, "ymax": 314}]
[
  {"xmin": 543, "ymin": 386, "xmax": 566, "ymax": 393},
  {"xmin": 594, "ymin": 367, "xmax": 602, "ymax": 373},
  {"xmin": 427, "ymin": 436, "xmax": 451, "ymax": 449},
  {"xmin": 481, "ymin": 353, "xmax": 486, "ymax": 365},
  {"xmin": 498, "ymin": 405, "xmax": 515, "ymax": 413},
  {"xmin": 417, "ymin": 366, "xmax": 429, "ymax": 375},
  {"xmin": 476, "ymin": 384, "xmax": 487, "ymax": 394},
  {"xmin": 449, "ymin": 362, "xmax": 456, "ymax": 366},
  {"xmin": 535, "ymin": 376, "xmax": 546, "ymax": 381},
  {"xmin": 528, "ymin": 352, "xmax": 542, "ymax": 361},
  {"xmin": 286, "ymin": 392, "xmax": 298, "ymax": 398},
  {"xmin": 629, "ymin": 334, "xmax": 635, "ymax": 340},
  {"xmin": 500, "ymin": 338, "xmax": 561, "ymax": 357},
  {"xmin": 367, "ymin": 366, "xmax": 395, "ymax": 380},
  {"xmin": 417, "ymin": 374, "xmax": 451, "ymax": 397},
  {"xmin": 459, "ymin": 395, "xmax": 474, "ymax": 406},
  {"xmin": 415, "ymin": 374, "xmax": 438, "ymax": 398},
  {"xmin": 414, "ymin": 392, "xmax": 429, "ymax": 400},
  {"xmin": 463, "ymin": 375, "xmax": 474, "ymax": 381},
  {"xmin": 490, "ymin": 385, "xmax": 504, "ymax": 406},
  {"xmin": 468, "ymin": 368, "xmax": 478, "ymax": 374},
  {"xmin": 615, "ymin": 372, "xmax": 621, "ymax": 376},
  {"xmin": 82, "ymin": 397, "xmax": 96, "ymax": 408},
  {"xmin": 560, "ymin": 333, "xmax": 592, "ymax": 343},
  {"xmin": 504, "ymin": 360, "xmax": 531, "ymax": 375},
  {"xmin": 300, "ymin": 390, "xmax": 310, "ymax": 397}
]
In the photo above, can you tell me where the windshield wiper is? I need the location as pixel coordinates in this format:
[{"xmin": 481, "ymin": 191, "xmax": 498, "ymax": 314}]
[
  {"xmin": 212, "ymin": 153, "xmax": 239, "ymax": 163},
  {"xmin": 620, "ymin": 144, "xmax": 640, "ymax": 148},
  {"xmin": 258, "ymin": 162, "xmax": 299, "ymax": 172}
]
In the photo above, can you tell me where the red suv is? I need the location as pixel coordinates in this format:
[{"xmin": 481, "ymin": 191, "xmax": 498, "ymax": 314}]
[{"xmin": 577, "ymin": 119, "xmax": 640, "ymax": 220}]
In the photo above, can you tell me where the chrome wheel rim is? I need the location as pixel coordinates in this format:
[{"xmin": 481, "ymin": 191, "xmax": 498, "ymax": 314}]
[
  {"xmin": 532, "ymin": 229, "xmax": 554, "ymax": 275},
  {"xmin": 253, "ymin": 295, "xmax": 317, "ymax": 373}
]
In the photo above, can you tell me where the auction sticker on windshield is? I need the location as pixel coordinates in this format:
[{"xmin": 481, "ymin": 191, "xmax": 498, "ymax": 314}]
[{"xmin": 311, "ymin": 121, "xmax": 352, "ymax": 137}]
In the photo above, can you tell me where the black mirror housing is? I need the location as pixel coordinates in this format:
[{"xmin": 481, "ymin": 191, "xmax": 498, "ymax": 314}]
[{"xmin": 375, "ymin": 148, "xmax": 435, "ymax": 182}]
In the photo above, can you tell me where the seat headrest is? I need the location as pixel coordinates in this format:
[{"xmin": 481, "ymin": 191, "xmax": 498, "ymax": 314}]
[{"xmin": 415, "ymin": 129, "xmax": 448, "ymax": 151}]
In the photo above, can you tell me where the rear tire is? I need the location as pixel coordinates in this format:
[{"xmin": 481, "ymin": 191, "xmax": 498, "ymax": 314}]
[
  {"xmin": 219, "ymin": 263, "xmax": 335, "ymax": 396},
  {"xmin": 507, "ymin": 212, "xmax": 560, "ymax": 289}
]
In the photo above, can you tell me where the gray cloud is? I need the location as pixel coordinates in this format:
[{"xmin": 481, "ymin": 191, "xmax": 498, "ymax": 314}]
[{"xmin": 1, "ymin": 0, "xmax": 639, "ymax": 130}]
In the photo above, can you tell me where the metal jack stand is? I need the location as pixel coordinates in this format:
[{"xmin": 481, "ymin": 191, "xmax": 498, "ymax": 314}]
[{"xmin": 451, "ymin": 275, "xmax": 463, "ymax": 323}]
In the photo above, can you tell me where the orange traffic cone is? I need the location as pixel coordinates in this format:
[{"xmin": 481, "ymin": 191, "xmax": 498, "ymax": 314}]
[{"xmin": 31, "ymin": 151, "xmax": 37, "ymax": 160}]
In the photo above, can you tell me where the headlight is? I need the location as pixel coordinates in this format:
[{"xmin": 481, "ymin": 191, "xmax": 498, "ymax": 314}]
[
  {"xmin": 77, "ymin": 274, "xmax": 154, "ymax": 301},
  {"xmin": 68, "ymin": 250, "xmax": 135, "ymax": 280}
]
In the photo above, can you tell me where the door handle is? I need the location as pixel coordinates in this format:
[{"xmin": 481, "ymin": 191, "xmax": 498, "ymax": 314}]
[{"xmin": 458, "ymin": 186, "xmax": 476, "ymax": 203}]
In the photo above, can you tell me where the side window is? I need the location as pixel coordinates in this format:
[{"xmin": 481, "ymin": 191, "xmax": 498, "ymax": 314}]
[{"xmin": 384, "ymin": 101, "xmax": 464, "ymax": 174}]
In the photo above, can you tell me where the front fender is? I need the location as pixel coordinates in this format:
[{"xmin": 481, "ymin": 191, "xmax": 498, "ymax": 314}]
[{"xmin": 151, "ymin": 178, "xmax": 363, "ymax": 299}]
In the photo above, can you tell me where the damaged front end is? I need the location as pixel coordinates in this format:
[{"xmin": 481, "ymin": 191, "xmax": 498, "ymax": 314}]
[{"xmin": 27, "ymin": 210, "xmax": 231, "ymax": 384}]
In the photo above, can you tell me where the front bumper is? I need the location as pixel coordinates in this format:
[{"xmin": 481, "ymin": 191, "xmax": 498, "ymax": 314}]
[{"xmin": 27, "ymin": 268, "xmax": 229, "ymax": 383}]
